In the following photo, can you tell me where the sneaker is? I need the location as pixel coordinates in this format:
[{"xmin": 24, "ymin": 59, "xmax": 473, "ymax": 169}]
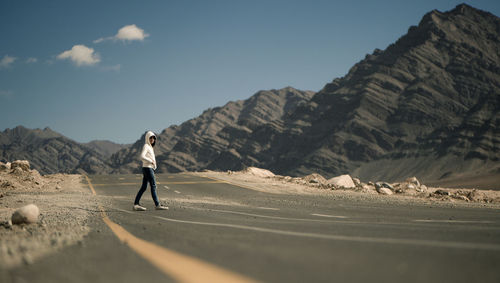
[
  {"xmin": 133, "ymin": 204, "xmax": 147, "ymax": 211},
  {"xmin": 155, "ymin": 204, "xmax": 169, "ymax": 210}
]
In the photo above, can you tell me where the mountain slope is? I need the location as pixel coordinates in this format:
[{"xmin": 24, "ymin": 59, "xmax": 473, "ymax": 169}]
[
  {"xmin": 245, "ymin": 3, "xmax": 500, "ymax": 182},
  {"xmin": 0, "ymin": 126, "xmax": 112, "ymax": 174},
  {"xmin": 84, "ymin": 140, "xmax": 130, "ymax": 158},
  {"xmin": 110, "ymin": 87, "xmax": 315, "ymax": 173}
]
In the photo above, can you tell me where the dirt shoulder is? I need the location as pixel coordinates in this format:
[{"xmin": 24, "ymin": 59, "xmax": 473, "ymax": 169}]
[
  {"xmin": 193, "ymin": 168, "xmax": 500, "ymax": 209},
  {"xmin": 0, "ymin": 161, "xmax": 99, "ymax": 269}
]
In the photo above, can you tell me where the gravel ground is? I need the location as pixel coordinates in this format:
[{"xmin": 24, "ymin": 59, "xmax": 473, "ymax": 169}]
[{"xmin": 0, "ymin": 164, "xmax": 99, "ymax": 269}]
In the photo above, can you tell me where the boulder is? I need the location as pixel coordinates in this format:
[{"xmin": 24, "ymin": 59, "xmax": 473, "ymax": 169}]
[
  {"xmin": 405, "ymin": 177, "xmax": 421, "ymax": 187},
  {"xmin": 11, "ymin": 204, "xmax": 40, "ymax": 225},
  {"xmin": 352, "ymin": 177, "xmax": 361, "ymax": 186},
  {"xmin": 327, "ymin": 175, "xmax": 356, "ymax": 189},
  {"xmin": 11, "ymin": 160, "xmax": 30, "ymax": 171},
  {"xmin": 243, "ymin": 167, "xmax": 275, "ymax": 178},
  {"xmin": 376, "ymin": 187, "xmax": 393, "ymax": 195}
]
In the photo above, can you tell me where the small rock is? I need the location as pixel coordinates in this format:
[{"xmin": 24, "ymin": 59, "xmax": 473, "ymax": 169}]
[
  {"xmin": 368, "ymin": 181, "xmax": 374, "ymax": 186},
  {"xmin": 1, "ymin": 220, "xmax": 13, "ymax": 229},
  {"xmin": 381, "ymin": 182, "xmax": 394, "ymax": 191},
  {"xmin": 303, "ymin": 173, "xmax": 327, "ymax": 184},
  {"xmin": 10, "ymin": 167, "xmax": 24, "ymax": 175},
  {"xmin": 406, "ymin": 183, "xmax": 416, "ymax": 190},
  {"xmin": 11, "ymin": 204, "xmax": 40, "ymax": 225},
  {"xmin": 377, "ymin": 187, "xmax": 393, "ymax": 195},
  {"xmin": 405, "ymin": 176, "xmax": 421, "ymax": 187},
  {"xmin": 420, "ymin": 185, "xmax": 428, "ymax": 192},
  {"xmin": 352, "ymin": 178, "xmax": 361, "ymax": 186},
  {"xmin": 11, "ymin": 160, "xmax": 30, "ymax": 171},
  {"xmin": 56, "ymin": 185, "xmax": 62, "ymax": 190},
  {"xmin": 0, "ymin": 162, "xmax": 10, "ymax": 171},
  {"xmin": 434, "ymin": 189, "xmax": 450, "ymax": 196}
]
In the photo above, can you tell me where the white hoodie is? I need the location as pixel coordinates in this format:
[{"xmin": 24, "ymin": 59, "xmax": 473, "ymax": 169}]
[{"xmin": 140, "ymin": 131, "xmax": 157, "ymax": 170}]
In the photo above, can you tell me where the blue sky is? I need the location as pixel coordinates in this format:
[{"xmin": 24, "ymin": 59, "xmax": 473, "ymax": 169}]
[{"xmin": 1, "ymin": 0, "xmax": 499, "ymax": 144}]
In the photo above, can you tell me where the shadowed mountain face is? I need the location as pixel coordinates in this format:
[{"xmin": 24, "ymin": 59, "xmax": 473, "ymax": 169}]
[
  {"xmin": 0, "ymin": 126, "xmax": 113, "ymax": 174},
  {"xmin": 84, "ymin": 140, "xmax": 130, "ymax": 158},
  {"xmin": 109, "ymin": 87, "xmax": 315, "ymax": 173},
  {"xmin": 248, "ymin": 4, "xmax": 500, "ymax": 181}
]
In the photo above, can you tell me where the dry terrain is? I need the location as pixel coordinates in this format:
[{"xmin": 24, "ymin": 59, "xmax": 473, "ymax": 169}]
[
  {"xmin": 0, "ymin": 161, "xmax": 99, "ymax": 268},
  {"xmin": 194, "ymin": 167, "xmax": 500, "ymax": 208}
]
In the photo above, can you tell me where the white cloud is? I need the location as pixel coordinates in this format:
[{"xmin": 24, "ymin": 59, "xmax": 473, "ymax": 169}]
[
  {"xmin": 56, "ymin": 45, "xmax": 100, "ymax": 66},
  {"xmin": 116, "ymin": 24, "xmax": 149, "ymax": 41},
  {"xmin": 26, "ymin": 57, "xmax": 38, "ymax": 63},
  {"xmin": 0, "ymin": 55, "xmax": 16, "ymax": 68},
  {"xmin": 94, "ymin": 24, "xmax": 149, "ymax": 43}
]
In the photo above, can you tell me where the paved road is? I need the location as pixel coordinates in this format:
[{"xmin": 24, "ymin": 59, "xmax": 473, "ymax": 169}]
[{"xmin": 4, "ymin": 173, "xmax": 500, "ymax": 282}]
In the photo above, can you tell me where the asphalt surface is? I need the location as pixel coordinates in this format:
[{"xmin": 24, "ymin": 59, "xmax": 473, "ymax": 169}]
[{"xmin": 4, "ymin": 173, "xmax": 500, "ymax": 282}]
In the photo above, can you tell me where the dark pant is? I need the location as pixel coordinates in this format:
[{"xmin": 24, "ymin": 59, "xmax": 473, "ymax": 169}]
[{"xmin": 134, "ymin": 167, "xmax": 159, "ymax": 206}]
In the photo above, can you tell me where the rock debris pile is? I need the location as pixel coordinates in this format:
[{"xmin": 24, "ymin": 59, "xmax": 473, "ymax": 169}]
[{"xmin": 226, "ymin": 167, "xmax": 500, "ymax": 204}]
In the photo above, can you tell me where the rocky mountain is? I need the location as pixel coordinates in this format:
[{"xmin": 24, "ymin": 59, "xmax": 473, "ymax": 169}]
[
  {"xmin": 214, "ymin": 3, "xmax": 500, "ymax": 183},
  {"xmin": 0, "ymin": 126, "xmax": 112, "ymax": 174},
  {"xmin": 84, "ymin": 140, "xmax": 130, "ymax": 158},
  {"xmin": 109, "ymin": 87, "xmax": 315, "ymax": 173},
  {"xmin": 110, "ymin": 4, "xmax": 500, "ymax": 184}
]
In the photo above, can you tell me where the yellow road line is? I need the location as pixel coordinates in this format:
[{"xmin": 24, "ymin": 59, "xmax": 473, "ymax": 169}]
[
  {"xmin": 84, "ymin": 175, "xmax": 97, "ymax": 195},
  {"xmin": 83, "ymin": 175, "xmax": 257, "ymax": 283},
  {"xmin": 91, "ymin": 181, "xmax": 226, "ymax": 186}
]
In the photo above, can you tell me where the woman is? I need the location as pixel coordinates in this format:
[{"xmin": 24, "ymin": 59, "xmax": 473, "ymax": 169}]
[{"xmin": 133, "ymin": 131, "xmax": 168, "ymax": 211}]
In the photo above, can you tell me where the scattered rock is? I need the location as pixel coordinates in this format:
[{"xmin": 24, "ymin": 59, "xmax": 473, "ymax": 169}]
[
  {"xmin": 0, "ymin": 162, "xmax": 10, "ymax": 171},
  {"xmin": 405, "ymin": 177, "xmax": 421, "ymax": 187},
  {"xmin": 1, "ymin": 220, "xmax": 13, "ymax": 229},
  {"xmin": 327, "ymin": 174, "xmax": 356, "ymax": 189},
  {"xmin": 303, "ymin": 173, "xmax": 327, "ymax": 185},
  {"xmin": 11, "ymin": 160, "xmax": 30, "ymax": 172},
  {"xmin": 406, "ymin": 183, "xmax": 416, "ymax": 190},
  {"xmin": 377, "ymin": 187, "xmax": 393, "ymax": 195},
  {"xmin": 11, "ymin": 204, "xmax": 40, "ymax": 225},
  {"xmin": 434, "ymin": 189, "xmax": 450, "ymax": 196},
  {"xmin": 352, "ymin": 178, "xmax": 361, "ymax": 186},
  {"xmin": 381, "ymin": 182, "xmax": 394, "ymax": 191}
]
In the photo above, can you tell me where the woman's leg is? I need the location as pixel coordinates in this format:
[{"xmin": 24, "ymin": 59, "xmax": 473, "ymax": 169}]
[
  {"xmin": 134, "ymin": 168, "xmax": 148, "ymax": 205},
  {"xmin": 145, "ymin": 168, "xmax": 160, "ymax": 206}
]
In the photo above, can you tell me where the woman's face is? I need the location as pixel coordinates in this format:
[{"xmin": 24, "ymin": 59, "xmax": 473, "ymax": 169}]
[{"xmin": 150, "ymin": 136, "xmax": 156, "ymax": 145}]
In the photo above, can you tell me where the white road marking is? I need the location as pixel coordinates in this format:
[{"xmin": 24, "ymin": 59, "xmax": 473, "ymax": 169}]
[
  {"xmin": 174, "ymin": 190, "xmax": 181, "ymax": 194},
  {"xmin": 164, "ymin": 186, "xmax": 170, "ymax": 190},
  {"xmin": 115, "ymin": 208, "xmax": 500, "ymax": 251},
  {"xmin": 256, "ymin": 207, "xmax": 279, "ymax": 211},
  {"xmin": 413, "ymin": 219, "xmax": 495, "ymax": 224},
  {"xmin": 311, "ymin": 213, "xmax": 348, "ymax": 219},
  {"xmin": 119, "ymin": 177, "xmax": 125, "ymax": 180}
]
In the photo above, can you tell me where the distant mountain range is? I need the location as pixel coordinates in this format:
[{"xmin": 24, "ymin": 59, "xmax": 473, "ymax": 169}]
[
  {"xmin": 2, "ymin": 4, "xmax": 499, "ymax": 187},
  {"xmin": 0, "ymin": 126, "xmax": 126, "ymax": 174}
]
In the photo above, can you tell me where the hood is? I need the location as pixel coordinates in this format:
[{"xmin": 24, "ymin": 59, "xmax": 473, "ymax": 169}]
[{"xmin": 145, "ymin": 131, "xmax": 156, "ymax": 146}]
